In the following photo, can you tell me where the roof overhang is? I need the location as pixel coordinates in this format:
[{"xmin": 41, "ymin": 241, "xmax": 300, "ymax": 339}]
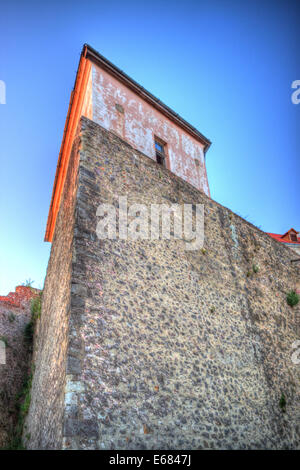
[{"xmin": 45, "ymin": 46, "xmax": 91, "ymax": 242}]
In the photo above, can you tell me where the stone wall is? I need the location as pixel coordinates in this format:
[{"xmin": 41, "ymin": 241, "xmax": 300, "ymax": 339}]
[
  {"xmin": 0, "ymin": 287, "xmax": 39, "ymax": 448},
  {"xmin": 0, "ymin": 286, "xmax": 40, "ymax": 308},
  {"xmin": 24, "ymin": 133, "xmax": 81, "ymax": 449},
  {"xmin": 287, "ymin": 244, "xmax": 300, "ymax": 256},
  {"xmin": 27, "ymin": 117, "xmax": 300, "ymax": 449}
]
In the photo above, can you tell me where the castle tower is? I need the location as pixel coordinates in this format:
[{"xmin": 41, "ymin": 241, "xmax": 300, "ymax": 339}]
[
  {"xmin": 25, "ymin": 45, "xmax": 300, "ymax": 450},
  {"xmin": 45, "ymin": 44, "xmax": 211, "ymax": 243}
]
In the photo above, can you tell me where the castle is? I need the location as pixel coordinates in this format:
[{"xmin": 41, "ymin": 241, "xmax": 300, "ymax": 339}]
[{"xmin": 3, "ymin": 45, "xmax": 299, "ymax": 450}]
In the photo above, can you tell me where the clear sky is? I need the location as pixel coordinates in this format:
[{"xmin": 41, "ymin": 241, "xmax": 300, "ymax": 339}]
[{"xmin": 0, "ymin": 0, "xmax": 299, "ymax": 294}]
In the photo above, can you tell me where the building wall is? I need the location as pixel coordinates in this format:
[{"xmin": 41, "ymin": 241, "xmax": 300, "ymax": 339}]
[
  {"xmin": 27, "ymin": 117, "xmax": 299, "ymax": 449},
  {"xmin": 81, "ymin": 65, "xmax": 93, "ymax": 121},
  {"xmin": 91, "ymin": 63, "xmax": 210, "ymax": 196},
  {"xmin": 24, "ymin": 133, "xmax": 82, "ymax": 449}
]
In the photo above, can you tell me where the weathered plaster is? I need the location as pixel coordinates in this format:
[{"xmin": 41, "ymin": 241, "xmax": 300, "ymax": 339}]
[{"xmin": 91, "ymin": 64, "xmax": 210, "ymax": 196}]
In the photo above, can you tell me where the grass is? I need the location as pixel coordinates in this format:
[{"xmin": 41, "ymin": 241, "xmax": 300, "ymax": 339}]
[
  {"xmin": 246, "ymin": 263, "xmax": 260, "ymax": 278},
  {"xmin": 252, "ymin": 263, "xmax": 260, "ymax": 274},
  {"xmin": 22, "ymin": 279, "xmax": 34, "ymax": 287}
]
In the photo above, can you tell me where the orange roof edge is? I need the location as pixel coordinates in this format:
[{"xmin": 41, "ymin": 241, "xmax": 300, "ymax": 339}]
[
  {"xmin": 45, "ymin": 43, "xmax": 212, "ymax": 242},
  {"xmin": 44, "ymin": 45, "xmax": 90, "ymax": 242}
]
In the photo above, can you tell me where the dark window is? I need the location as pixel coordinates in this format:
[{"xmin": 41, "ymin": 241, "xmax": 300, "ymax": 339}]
[
  {"xmin": 155, "ymin": 139, "xmax": 166, "ymax": 166},
  {"xmin": 115, "ymin": 103, "xmax": 124, "ymax": 114},
  {"xmin": 155, "ymin": 141, "xmax": 164, "ymax": 153},
  {"xmin": 290, "ymin": 233, "xmax": 297, "ymax": 242}
]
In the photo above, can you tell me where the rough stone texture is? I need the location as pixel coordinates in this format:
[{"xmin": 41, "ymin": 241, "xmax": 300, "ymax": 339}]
[
  {"xmin": 287, "ymin": 244, "xmax": 300, "ymax": 256},
  {"xmin": 24, "ymin": 133, "xmax": 81, "ymax": 450},
  {"xmin": 0, "ymin": 287, "xmax": 39, "ymax": 448},
  {"xmin": 27, "ymin": 117, "xmax": 300, "ymax": 449}
]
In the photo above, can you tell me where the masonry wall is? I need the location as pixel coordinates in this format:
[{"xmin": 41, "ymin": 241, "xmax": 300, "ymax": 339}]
[
  {"xmin": 24, "ymin": 133, "xmax": 82, "ymax": 449},
  {"xmin": 0, "ymin": 287, "xmax": 39, "ymax": 448},
  {"xmin": 27, "ymin": 117, "xmax": 299, "ymax": 449},
  {"xmin": 288, "ymin": 244, "xmax": 300, "ymax": 256}
]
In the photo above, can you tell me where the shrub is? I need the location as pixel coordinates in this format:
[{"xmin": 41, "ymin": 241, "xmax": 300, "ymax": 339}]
[
  {"xmin": 286, "ymin": 290, "xmax": 299, "ymax": 307},
  {"xmin": 0, "ymin": 335, "xmax": 8, "ymax": 347},
  {"xmin": 279, "ymin": 393, "xmax": 286, "ymax": 412},
  {"xmin": 24, "ymin": 292, "xmax": 42, "ymax": 350},
  {"xmin": 24, "ymin": 321, "xmax": 35, "ymax": 344},
  {"xmin": 31, "ymin": 292, "xmax": 42, "ymax": 320}
]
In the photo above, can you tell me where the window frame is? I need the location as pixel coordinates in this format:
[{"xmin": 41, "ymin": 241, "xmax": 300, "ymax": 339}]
[{"xmin": 154, "ymin": 137, "xmax": 167, "ymax": 167}]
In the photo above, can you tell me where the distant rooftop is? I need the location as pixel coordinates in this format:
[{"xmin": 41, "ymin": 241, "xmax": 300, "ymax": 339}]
[{"xmin": 267, "ymin": 228, "xmax": 300, "ymax": 245}]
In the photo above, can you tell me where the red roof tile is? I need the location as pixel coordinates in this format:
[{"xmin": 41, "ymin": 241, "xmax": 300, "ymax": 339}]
[{"xmin": 267, "ymin": 232, "xmax": 300, "ymax": 245}]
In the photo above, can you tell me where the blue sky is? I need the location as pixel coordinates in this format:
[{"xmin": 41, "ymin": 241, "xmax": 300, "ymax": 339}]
[{"xmin": 0, "ymin": 0, "xmax": 299, "ymax": 294}]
